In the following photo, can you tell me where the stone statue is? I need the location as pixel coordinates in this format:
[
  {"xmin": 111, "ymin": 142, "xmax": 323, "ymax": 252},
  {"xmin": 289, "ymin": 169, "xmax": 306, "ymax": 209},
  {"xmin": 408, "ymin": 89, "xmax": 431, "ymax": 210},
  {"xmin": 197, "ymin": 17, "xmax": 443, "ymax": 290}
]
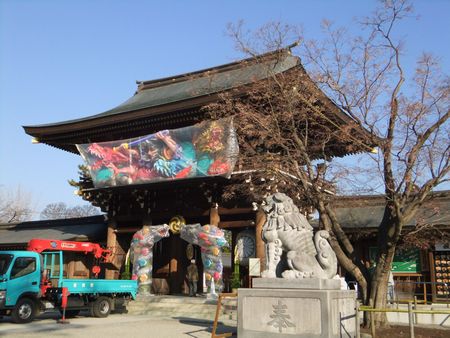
[{"xmin": 261, "ymin": 193, "xmax": 337, "ymax": 279}]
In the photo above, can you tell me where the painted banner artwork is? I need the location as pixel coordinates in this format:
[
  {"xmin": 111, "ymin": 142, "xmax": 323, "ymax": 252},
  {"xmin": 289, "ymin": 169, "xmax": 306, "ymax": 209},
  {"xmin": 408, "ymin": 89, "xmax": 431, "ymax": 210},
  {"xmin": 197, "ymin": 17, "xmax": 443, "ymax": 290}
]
[{"xmin": 76, "ymin": 118, "xmax": 239, "ymax": 188}]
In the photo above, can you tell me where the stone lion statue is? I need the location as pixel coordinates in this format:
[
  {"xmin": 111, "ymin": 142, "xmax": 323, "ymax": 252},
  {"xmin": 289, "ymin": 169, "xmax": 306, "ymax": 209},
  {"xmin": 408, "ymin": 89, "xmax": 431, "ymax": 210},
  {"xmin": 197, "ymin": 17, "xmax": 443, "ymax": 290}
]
[{"xmin": 261, "ymin": 193, "xmax": 337, "ymax": 279}]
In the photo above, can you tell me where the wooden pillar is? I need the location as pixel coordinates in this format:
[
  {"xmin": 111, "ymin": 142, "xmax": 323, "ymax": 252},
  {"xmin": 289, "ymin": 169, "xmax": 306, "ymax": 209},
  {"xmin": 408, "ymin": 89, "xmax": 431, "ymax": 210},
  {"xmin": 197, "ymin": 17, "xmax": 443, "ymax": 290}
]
[
  {"xmin": 231, "ymin": 230, "xmax": 238, "ymax": 266},
  {"xmin": 255, "ymin": 209, "xmax": 266, "ymax": 273},
  {"xmin": 210, "ymin": 204, "xmax": 220, "ymax": 226},
  {"xmin": 169, "ymin": 235, "xmax": 183, "ymax": 294},
  {"xmin": 105, "ymin": 218, "xmax": 119, "ymax": 280},
  {"xmin": 66, "ymin": 253, "xmax": 75, "ymax": 278}
]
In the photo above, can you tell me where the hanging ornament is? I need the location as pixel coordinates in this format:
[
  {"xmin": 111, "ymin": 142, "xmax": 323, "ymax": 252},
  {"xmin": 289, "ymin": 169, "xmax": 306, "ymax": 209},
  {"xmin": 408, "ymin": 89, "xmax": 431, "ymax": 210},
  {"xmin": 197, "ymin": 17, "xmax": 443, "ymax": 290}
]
[
  {"xmin": 204, "ymin": 258, "xmax": 213, "ymax": 268},
  {"xmin": 216, "ymin": 237, "xmax": 227, "ymax": 247},
  {"xmin": 169, "ymin": 215, "xmax": 185, "ymax": 234},
  {"xmin": 213, "ymin": 271, "xmax": 221, "ymax": 281}
]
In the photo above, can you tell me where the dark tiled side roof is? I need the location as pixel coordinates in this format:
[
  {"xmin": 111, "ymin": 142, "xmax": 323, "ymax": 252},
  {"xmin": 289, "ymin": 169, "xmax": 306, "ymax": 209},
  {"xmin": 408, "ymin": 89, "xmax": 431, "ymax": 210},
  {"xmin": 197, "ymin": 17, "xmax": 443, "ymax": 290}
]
[
  {"xmin": 332, "ymin": 191, "xmax": 450, "ymax": 229},
  {"xmin": 0, "ymin": 215, "xmax": 107, "ymax": 246}
]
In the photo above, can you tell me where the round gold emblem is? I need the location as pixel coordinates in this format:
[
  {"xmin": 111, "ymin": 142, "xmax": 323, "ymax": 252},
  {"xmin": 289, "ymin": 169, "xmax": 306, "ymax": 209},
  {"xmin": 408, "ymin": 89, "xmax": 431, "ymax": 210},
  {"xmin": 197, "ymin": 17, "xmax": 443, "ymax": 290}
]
[{"xmin": 169, "ymin": 215, "xmax": 185, "ymax": 234}]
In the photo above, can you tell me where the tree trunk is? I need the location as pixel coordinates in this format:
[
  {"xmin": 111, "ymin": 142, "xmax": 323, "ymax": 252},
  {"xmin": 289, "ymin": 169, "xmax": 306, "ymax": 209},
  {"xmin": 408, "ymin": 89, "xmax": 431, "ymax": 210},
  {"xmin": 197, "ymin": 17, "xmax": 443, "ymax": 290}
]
[
  {"xmin": 317, "ymin": 202, "xmax": 370, "ymax": 304},
  {"xmin": 330, "ymin": 236, "xmax": 369, "ymax": 301},
  {"xmin": 369, "ymin": 245, "xmax": 395, "ymax": 327},
  {"xmin": 369, "ymin": 203, "xmax": 401, "ymax": 328}
]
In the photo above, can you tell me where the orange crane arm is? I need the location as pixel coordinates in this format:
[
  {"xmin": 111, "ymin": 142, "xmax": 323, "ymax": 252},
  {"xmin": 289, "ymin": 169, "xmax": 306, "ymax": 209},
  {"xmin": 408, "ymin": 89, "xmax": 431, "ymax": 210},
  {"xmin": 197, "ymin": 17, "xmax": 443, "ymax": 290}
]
[{"xmin": 27, "ymin": 238, "xmax": 111, "ymax": 261}]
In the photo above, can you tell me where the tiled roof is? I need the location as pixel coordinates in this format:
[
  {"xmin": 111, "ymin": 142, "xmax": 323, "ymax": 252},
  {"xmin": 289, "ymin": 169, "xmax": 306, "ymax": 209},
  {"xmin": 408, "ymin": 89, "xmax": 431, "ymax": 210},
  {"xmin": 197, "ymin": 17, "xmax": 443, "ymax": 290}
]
[
  {"xmin": 24, "ymin": 50, "xmax": 298, "ymax": 130},
  {"xmin": 0, "ymin": 215, "xmax": 107, "ymax": 246},
  {"xmin": 333, "ymin": 191, "xmax": 450, "ymax": 229}
]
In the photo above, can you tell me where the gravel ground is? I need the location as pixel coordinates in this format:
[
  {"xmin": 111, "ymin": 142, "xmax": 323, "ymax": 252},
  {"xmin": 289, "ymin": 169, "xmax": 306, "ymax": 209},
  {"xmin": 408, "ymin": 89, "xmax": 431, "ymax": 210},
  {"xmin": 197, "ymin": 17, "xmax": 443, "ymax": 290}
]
[{"xmin": 0, "ymin": 311, "xmax": 237, "ymax": 338}]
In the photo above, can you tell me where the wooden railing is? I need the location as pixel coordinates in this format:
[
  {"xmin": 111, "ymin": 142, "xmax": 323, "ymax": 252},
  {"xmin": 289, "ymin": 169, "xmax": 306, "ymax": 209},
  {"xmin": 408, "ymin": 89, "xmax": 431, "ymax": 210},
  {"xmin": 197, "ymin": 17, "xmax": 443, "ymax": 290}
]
[{"xmin": 211, "ymin": 292, "xmax": 238, "ymax": 338}]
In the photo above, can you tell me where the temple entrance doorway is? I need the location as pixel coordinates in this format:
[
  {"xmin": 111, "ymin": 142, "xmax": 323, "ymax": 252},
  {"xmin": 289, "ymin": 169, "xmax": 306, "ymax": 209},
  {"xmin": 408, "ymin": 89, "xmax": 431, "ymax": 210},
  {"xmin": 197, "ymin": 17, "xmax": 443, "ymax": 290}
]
[{"xmin": 151, "ymin": 235, "xmax": 203, "ymax": 295}]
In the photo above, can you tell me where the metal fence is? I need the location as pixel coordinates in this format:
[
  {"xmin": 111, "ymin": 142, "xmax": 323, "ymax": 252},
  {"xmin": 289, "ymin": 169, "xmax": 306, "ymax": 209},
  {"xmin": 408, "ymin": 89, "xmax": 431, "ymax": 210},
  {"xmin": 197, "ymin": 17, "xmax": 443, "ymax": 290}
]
[
  {"xmin": 347, "ymin": 280, "xmax": 450, "ymax": 305},
  {"xmin": 392, "ymin": 280, "xmax": 449, "ymax": 305},
  {"xmin": 356, "ymin": 301, "xmax": 450, "ymax": 338},
  {"xmin": 347, "ymin": 280, "xmax": 450, "ymax": 338}
]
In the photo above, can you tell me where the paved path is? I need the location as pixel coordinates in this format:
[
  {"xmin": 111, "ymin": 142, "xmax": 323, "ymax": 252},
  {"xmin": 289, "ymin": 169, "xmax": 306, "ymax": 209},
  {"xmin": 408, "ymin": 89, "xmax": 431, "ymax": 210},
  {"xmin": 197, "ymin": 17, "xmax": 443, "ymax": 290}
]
[{"xmin": 0, "ymin": 312, "xmax": 237, "ymax": 338}]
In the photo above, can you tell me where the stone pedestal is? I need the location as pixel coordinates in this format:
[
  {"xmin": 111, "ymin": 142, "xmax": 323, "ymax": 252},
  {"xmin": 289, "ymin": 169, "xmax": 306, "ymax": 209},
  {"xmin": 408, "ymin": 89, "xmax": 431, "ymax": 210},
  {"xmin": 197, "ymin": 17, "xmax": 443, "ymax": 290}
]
[{"xmin": 238, "ymin": 278, "xmax": 356, "ymax": 338}]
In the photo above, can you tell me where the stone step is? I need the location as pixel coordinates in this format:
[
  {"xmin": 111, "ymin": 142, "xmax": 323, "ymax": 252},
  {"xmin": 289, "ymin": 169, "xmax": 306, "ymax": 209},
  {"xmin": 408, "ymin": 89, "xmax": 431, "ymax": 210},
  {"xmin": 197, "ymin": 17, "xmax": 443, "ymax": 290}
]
[
  {"xmin": 127, "ymin": 302, "xmax": 237, "ymax": 314},
  {"xmin": 132, "ymin": 295, "xmax": 237, "ymax": 303},
  {"xmin": 128, "ymin": 305, "xmax": 216, "ymax": 314},
  {"xmin": 128, "ymin": 300, "xmax": 237, "ymax": 309},
  {"xmin": 128, "ymin": 295, "xmax": 237, "ymax": 306},
  {"xmin": 125, "ymin": 295, "xmax": 238, "ymax": 323}
]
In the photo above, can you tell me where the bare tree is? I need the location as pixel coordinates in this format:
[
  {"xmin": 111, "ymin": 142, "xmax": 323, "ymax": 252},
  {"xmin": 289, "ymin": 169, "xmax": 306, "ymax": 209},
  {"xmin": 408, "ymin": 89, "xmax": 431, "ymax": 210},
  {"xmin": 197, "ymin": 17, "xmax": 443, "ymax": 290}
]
[
  {"xmin": 66, "ymin": 205, "xmax": 101, "ymax": 218},
  {"xmin": 207, "ymin": 0, "xmax": 448, "ymax": 327},
  {"xmin": 0, "ymin": 186, "xmax": 34, "ymax": 223},
  {"xmin": 302, "ymin": 0, "xmax": 449, "ymax": 326},
  {"xmin": 40, "ymin": 202, "xmax": 100, "ymax": 220},
  {"xmin": 40, "ymin": 202, "xmax": 68, "ymax": 220}
]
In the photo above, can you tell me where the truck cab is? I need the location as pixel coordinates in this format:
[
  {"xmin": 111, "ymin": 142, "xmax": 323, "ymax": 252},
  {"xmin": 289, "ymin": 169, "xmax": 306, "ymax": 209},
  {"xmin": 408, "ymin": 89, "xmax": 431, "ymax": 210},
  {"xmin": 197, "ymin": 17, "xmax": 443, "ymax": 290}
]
[
  {"xmin": 1, "ymin": 240, "xmax": 137, "ymax": 324},
  {"xmin": 0, "ymin": 251, "xmax": 42, "ymax": 323}
]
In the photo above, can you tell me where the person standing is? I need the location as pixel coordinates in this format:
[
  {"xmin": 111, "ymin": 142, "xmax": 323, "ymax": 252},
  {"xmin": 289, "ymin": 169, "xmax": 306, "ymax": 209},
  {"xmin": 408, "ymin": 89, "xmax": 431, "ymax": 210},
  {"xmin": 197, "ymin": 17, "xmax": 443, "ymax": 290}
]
[
  {"xmin": 187, "ymin": 259, "xmax": 199, "ymax": 297},
  {"xmin": 387, "ymin": 270, "xmax": 395, "ymax": 303}
]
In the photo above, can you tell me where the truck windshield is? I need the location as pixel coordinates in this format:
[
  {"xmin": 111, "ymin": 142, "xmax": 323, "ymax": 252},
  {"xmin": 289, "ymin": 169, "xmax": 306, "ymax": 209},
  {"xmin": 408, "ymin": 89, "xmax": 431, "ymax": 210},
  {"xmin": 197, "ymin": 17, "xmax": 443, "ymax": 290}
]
[{"xmin": 0, "ymin": 254, "xmax": 13, "ymax": 275}]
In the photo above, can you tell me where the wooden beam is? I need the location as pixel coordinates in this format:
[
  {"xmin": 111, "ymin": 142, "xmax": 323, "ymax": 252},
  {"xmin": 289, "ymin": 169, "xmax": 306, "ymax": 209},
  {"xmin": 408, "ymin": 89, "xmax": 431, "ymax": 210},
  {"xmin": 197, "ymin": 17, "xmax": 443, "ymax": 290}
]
[
  {"xmin": 219, "ymin": 220, "xmax": 254, "ymax": 229},
  {"xmin": 109, "ymin": 207, "xmax": 253, "ymax": 223},
  {"xmin": 217, "ymin": 207, "xmax": 253, "ymax": 216},
  {"xmin": 103, "ymin": 209, "xmax": 211, "ymax": 223},
  {"xmin": 114, "ymin": 227, "xmax": 141, "ymax": 233}
]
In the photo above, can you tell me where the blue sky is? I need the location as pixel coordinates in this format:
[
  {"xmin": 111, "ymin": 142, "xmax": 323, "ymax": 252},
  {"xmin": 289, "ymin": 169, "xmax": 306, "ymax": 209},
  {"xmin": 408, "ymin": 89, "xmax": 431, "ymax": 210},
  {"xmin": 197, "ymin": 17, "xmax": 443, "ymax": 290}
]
[{"xmin": 1, "ymin": 0, "xmax": 449, "ymax": 219}]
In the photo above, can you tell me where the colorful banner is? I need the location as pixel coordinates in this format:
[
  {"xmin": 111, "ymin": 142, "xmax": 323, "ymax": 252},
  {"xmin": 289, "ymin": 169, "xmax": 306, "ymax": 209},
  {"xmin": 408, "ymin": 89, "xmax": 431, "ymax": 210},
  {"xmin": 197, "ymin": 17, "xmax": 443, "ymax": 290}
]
[{"xmin": 76, "ymin": 118, "xmax": 239, "ymax": 188}]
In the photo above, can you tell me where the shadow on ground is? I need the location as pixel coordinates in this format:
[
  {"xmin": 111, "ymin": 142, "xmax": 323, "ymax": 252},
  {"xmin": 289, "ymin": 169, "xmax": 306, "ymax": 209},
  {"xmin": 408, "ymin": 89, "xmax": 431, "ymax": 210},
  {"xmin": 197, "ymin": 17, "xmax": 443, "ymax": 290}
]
[{"xmin": 173, "ymin": 316, "xmax": 237, "ymax": 338}]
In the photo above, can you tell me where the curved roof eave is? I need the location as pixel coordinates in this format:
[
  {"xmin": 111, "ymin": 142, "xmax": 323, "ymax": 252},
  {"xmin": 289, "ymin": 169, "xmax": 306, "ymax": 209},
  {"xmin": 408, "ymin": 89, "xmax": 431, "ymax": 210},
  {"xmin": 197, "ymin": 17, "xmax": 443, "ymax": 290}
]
[
  {"xmin": 22, "ymin": 46, "xmax": 379, "ymax": 158},
  {"xmin": 23, "ymin": 50, "xmax": 299, "ymax": 136}
]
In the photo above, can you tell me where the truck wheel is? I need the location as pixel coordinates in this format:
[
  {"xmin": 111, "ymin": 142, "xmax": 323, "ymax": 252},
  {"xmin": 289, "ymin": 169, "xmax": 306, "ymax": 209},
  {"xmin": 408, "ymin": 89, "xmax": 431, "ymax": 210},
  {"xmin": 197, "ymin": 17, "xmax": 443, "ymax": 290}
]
[
  {"xmin": 91, "ymin": 297, "xmax": 112, "ymax": 318},
  {"xmin": 11, "ymin": 298, "xmax": 36, "ymax": 324}
]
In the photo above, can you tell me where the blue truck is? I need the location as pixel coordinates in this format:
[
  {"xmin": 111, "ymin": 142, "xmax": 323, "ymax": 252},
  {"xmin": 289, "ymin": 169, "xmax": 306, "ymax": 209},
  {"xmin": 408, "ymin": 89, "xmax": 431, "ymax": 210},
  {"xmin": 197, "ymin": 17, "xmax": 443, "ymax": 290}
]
[{"xmin": 0, "ymin": 239, "xmax": 137, "ymax": 323}]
